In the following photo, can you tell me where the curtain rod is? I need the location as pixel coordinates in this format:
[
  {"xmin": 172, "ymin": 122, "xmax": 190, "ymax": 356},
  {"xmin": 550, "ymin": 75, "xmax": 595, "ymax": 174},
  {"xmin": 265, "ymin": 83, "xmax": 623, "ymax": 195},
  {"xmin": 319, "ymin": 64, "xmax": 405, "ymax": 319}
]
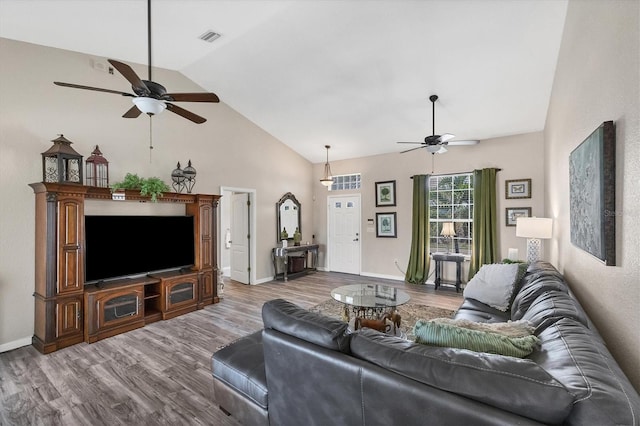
[{"xmin": 410, "ymin": 168, "xmax": 502, "ymax": 179}]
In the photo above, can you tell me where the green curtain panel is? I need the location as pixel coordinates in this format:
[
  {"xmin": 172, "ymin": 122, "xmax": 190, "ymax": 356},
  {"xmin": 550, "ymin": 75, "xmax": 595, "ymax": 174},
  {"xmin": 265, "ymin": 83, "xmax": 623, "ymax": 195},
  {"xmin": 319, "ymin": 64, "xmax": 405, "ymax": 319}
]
[
  {"xmin": 405, "ymin": 174, "xmax": 430, "ymax": 284},
  {"xmin": 468, "ymin": 168, "xmax": 499, "ymax": 279}
]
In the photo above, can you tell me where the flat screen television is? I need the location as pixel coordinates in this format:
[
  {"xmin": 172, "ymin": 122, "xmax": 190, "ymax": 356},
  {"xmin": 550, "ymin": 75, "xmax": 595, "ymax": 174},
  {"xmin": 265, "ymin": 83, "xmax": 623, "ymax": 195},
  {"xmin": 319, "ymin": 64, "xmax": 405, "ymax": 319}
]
[{"xmin": 84, "ymin": 215, "xmax": 195, "ymax": 283}]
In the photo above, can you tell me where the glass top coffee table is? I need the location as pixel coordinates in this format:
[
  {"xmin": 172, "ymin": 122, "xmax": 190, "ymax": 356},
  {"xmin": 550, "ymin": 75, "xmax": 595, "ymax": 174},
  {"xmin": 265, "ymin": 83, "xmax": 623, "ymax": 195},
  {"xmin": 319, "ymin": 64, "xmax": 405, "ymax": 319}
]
[{"xmin": 331, "ymin": 284, "xmax": 410, "ymax": 330}]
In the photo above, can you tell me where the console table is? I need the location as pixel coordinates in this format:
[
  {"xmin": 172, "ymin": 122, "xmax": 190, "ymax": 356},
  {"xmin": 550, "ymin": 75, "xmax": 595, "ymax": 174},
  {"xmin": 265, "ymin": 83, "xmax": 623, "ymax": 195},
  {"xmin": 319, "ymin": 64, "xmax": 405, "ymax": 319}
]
[
  {"xmin": 272, "ymin": 244, "xmax": 319, "ymax": 281},
  {"xmin": 432, "ymin": 252, "xmax": 466, "ymax": 292}
]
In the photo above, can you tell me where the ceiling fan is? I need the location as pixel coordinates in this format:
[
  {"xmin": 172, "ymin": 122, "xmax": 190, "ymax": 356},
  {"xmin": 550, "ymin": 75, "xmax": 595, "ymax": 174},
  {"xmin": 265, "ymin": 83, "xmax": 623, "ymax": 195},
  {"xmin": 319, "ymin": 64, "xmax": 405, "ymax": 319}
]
[
  {"xmin": 397, "ymin": 95, "xmax": 478, "ymax": 154},
  {"xmin": 53, "ymin": 0, "xmax": 219, "ymax": 124}
]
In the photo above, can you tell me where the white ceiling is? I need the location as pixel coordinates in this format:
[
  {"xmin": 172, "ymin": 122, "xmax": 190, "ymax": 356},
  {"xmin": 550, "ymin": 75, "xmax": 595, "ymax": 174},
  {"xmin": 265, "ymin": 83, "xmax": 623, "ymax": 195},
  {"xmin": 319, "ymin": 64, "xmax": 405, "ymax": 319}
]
[{"xmin": 0, "ymin": 0, "xmax": 568, "ymax": 163}]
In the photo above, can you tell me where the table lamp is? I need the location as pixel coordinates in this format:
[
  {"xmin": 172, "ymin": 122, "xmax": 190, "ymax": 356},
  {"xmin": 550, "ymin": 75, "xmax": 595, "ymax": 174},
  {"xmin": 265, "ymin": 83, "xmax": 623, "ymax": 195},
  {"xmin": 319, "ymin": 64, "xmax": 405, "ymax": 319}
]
[
  {"xmin": 516, "ymin": 217, "xmax": 553, "ymax": 263},
  {"xmin": 440, "ymin": 222, "xmax": 456, "ymax": 253}
]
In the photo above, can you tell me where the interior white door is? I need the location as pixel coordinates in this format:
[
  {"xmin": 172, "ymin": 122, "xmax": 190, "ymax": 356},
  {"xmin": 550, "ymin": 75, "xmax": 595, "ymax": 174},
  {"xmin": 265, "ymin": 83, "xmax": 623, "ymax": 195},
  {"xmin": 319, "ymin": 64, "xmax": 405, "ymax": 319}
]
[
  {"xmin": 230, "ymin": 193, "xmax": 250, "ymax": 284},
  {"xmin": 328, "ymin": 195, "xmax": 361, "ymax": 274}
]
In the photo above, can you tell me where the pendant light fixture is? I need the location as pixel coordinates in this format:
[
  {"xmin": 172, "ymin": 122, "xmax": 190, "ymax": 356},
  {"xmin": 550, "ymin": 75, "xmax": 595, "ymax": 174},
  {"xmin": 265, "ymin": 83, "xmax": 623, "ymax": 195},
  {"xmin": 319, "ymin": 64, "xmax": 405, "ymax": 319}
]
[{"xmin": 320, "ymin": 145, "xmax": 334, "ymax": 187}]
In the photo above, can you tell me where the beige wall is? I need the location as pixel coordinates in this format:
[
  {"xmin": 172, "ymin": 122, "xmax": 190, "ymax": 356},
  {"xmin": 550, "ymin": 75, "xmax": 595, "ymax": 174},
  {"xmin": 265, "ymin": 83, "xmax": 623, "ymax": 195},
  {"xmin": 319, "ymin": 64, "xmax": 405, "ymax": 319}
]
[
  {"xmin": 0, "ymin": 38, "xmax": 313, "ymax": 349},
  {"xmin": 544, "ymin": 0, "xmax": 639, "ymax": 390},
  {"xmin": 312, "ymin": 131, "xmax": 546, "ymax": 280}
]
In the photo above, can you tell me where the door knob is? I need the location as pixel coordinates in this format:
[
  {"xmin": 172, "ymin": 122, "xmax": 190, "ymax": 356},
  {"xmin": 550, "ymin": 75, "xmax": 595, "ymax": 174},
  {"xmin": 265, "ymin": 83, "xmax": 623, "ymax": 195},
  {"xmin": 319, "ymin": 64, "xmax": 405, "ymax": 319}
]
[{"xmin": 353, "ymin": 238, "xmax": 359, "ymax": 241}]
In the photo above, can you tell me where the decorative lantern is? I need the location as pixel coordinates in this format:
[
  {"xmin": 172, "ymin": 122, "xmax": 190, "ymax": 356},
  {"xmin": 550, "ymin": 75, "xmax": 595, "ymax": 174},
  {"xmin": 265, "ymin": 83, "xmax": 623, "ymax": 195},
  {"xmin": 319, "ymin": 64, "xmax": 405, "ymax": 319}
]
[
  {"xmin": 41, "ymin": 134, "xmax": 83, "ymax": 184},
  {"xmin": 85, "ymin": 145, "xmax": 109, "ymax": 187},
  {"xmin": 171, "ymin": 162, "xmax": 185, "ymax": 193},
  {"xmin": 183, "ymin": 160, "xmax": 197, "ymax": 194}
]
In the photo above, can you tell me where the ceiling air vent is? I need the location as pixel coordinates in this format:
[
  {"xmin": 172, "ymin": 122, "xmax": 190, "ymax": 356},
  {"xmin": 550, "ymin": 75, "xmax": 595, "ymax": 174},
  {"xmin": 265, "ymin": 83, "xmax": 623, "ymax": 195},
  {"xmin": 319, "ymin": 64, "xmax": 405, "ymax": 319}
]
[{"xmin": 199, "ymin": 31, "xmax": 222, "ymax": 43}]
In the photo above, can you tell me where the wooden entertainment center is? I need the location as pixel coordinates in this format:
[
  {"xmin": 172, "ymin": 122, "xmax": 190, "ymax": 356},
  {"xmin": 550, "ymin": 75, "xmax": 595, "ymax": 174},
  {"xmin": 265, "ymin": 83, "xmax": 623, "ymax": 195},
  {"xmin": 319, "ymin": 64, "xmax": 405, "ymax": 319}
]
[{"xmin": 29, "ymin": 182, "xmax": 221, "ymax": 353}]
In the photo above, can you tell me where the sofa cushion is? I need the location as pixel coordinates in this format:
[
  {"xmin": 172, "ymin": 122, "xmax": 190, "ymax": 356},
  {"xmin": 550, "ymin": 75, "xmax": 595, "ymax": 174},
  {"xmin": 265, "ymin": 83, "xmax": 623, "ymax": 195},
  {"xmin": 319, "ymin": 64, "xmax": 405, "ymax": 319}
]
[
  {"xmin": 350, "ymin": 328, "xmax": 574, "ymax": 424},
  {"xmin": 511, "ymin": 276, "xmax": 568, "ymax": 321},
  {"xmin": 262, "ymin": 298, "xmax": 351, "ymax": 353},
  {"xmin": 454, "ymin": 297, "xmax": 511, "ymax": 323},
  {"xmin": 463, "ymin": 263, "xmax": 528, "ymax": 311},
  {"xmin": 520, "ymin": 290, "xmax": 589, "ymax": 332},
  {"xmin": 413, "ymin": 318, "xmax": 539, "ymax": 358},
  {"xmin": 211, "ymin": 330, "xmax": 268, "ymax": 409},
  {"xmin": 529, "ymin": 318, "xmax": 640, "ymax": 425}
]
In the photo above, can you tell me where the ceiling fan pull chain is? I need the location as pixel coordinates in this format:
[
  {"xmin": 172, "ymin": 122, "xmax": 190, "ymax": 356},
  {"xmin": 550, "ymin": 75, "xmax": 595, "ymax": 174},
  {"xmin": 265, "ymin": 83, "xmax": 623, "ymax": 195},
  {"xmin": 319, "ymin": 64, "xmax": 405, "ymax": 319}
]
[{"xmin": 149, "ymin": 115, "xmax": 154, "ymax": 162}]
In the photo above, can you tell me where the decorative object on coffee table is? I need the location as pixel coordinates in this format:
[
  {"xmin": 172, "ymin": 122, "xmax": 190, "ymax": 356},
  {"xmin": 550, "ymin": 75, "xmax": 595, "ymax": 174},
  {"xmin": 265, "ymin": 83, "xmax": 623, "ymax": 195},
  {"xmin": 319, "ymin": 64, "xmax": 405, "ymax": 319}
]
[
  {"xmin": 41, "ymin": 134, "xmax": 83, "ymax": 184},
  {"xmin": 355, "ymin": 312, "xmax": 391, "ymax": 332},
  {"xmin": 310, "ymin": 298, "xmax": 454, "ymax": 341}
]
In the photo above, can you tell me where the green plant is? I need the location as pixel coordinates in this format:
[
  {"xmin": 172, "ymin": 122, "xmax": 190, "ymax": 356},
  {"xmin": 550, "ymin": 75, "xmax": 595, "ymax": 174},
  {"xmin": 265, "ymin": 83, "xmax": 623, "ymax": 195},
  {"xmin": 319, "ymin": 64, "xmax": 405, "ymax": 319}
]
[{"xmin": 111, "ymin": 173, "xmax": 170, "ymax": 202}]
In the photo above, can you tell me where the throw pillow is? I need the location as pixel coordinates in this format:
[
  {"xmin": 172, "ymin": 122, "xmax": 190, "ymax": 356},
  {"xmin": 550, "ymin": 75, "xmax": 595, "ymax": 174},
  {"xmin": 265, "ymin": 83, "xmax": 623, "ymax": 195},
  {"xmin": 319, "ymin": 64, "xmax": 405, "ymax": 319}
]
[
  {"xmin": 463, "ymin": 263, "xmax": 528, "ymax": 311},
  {"xmin": 413, "ymin": 318, "xmax": 539, "ymax": 357}
]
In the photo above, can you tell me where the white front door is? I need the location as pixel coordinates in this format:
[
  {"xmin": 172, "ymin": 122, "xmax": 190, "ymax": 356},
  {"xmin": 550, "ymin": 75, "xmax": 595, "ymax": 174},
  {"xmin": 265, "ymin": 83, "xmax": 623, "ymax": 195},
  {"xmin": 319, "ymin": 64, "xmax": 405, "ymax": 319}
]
[
  {"xmin": 328, "ymin": 194, "xmax": 361, "ymax": 274},
  {"xmin": 230, "ymin": 193, "xmax": 250, "ymax": 284}
]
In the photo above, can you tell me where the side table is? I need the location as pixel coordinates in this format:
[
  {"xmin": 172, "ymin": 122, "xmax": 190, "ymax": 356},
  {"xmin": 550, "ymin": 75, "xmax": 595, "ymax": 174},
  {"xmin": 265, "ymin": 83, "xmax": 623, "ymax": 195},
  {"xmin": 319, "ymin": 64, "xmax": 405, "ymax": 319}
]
[{"xmin": 432, "ymin": 252, "xmax": 465, "ymax": 292}]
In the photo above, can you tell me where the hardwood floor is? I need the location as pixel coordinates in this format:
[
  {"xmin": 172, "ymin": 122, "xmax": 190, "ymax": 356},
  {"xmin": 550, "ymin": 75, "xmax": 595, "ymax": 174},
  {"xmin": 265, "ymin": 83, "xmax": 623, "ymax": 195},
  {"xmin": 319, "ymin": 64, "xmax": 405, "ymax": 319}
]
[{"xmin": 0, "ymin": 272, "xmax": 462, "ymax": 425}]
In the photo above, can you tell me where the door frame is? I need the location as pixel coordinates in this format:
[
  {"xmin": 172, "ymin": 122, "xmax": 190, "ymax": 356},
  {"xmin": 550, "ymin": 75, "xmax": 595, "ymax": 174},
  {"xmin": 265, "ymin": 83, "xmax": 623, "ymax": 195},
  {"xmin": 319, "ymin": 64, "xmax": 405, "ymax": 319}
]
[
  {"xmin": 220, "ymin": 186, "xmax": 257, "ymax": 285},
  {"xmin": 326, "ymin": 193, "xmax": 362, "ymax": 274}
]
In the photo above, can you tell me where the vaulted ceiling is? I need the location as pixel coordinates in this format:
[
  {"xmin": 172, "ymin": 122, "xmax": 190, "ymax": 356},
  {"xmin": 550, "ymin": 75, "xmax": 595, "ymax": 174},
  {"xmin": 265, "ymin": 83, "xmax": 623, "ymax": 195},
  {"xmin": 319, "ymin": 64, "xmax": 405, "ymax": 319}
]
[{"xmin": 0, "ymin": 0, "xmax": 568, "ymax": 163}]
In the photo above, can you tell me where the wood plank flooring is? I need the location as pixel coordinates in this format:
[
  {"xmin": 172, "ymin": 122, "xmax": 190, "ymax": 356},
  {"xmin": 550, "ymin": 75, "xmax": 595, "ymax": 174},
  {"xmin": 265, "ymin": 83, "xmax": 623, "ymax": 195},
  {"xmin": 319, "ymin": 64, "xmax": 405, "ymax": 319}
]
[{"xmin": 0, "ymin": 272, "xmax": 462, "ymax": 426}]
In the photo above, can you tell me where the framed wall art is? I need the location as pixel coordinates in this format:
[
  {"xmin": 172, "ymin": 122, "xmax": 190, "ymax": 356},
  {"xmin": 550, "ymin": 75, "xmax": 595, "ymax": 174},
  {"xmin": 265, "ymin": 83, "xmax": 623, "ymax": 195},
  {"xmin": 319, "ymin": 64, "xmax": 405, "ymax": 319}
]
[
  {"xmin": 569, "ymin": 120, "xmax": 615, "ymax": 265},
  {"xmin": 376, "ymin": 212, "xmax": 397, "ymax": 237},
  {"xmin": 505, "ymin": 207, "xmax": 531, "ymax": 227},
  {"xmin": 375, "ymin": 180, "xmax": 396, "ymax": 207},
  {"xmin": 505, "ymin": 179, "xmax": 531, "ymax": 199}
]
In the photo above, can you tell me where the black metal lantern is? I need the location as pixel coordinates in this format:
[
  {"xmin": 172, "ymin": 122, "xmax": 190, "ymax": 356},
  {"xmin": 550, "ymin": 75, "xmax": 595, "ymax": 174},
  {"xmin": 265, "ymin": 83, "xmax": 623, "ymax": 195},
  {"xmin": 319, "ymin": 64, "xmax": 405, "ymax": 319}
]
[
  {"xmin": 41, "ymin": 134, "xmax": 83, "ymax": 184},
  {"xmin": 171, "ymin": 162, "xmax": 185, "ymax": 193},
  {"xmin": 85, "ymin": 145, "xmax": 109, "ymax": 187},
  {"xmin": 183, "ymin": 160, "xmax": 197, "ymax": 194}
]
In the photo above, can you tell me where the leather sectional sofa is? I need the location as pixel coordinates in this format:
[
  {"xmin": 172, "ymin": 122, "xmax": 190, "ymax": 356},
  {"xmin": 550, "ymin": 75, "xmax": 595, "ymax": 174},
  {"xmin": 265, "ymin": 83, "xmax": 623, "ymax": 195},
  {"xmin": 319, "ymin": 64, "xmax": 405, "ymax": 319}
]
[{"xmin": 211, "ymin": 262, "xmax": 640, "ymax": 425}]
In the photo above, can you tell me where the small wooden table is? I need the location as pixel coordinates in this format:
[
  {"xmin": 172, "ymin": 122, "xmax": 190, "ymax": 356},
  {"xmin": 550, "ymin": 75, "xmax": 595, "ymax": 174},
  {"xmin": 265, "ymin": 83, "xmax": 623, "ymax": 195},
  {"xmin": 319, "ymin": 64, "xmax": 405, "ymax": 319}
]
[
  {"xmin": 432, "ymin": 252, "xmax": 465, "ymax": 292},
  {"xmin": 272, "ymin": 244, "xmax": 319, "ymax": 281}
]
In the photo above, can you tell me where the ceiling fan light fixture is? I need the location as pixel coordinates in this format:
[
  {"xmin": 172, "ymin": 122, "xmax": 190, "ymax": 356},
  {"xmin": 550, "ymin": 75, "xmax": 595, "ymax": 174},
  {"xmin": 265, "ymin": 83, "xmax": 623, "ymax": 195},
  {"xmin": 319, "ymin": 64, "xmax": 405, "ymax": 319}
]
[
  {"xmin": 426, "ymin": 145, "xmax": 442, "ymax": 154},
  {"xmin": 132, "ymin": 97, "xmax": 166, "ymax": 115},
  {"xmin": 320, "ymin": 145, "xmax": 334, "ymax": 187}
]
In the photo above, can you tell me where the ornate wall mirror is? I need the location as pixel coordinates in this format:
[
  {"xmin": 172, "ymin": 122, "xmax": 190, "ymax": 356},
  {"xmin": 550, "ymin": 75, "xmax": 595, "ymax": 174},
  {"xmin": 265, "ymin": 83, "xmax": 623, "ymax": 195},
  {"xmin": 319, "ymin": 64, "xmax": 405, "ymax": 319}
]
[{"xmin": 276, "ymin": 192, "xmax": 301, "ymax": 241}]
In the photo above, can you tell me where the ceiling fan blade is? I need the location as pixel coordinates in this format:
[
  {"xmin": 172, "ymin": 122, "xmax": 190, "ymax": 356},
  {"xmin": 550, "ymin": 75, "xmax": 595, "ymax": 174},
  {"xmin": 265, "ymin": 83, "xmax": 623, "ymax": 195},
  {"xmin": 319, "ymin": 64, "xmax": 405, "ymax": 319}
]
[
  {"xmin": 400, "ymin": 146, "xmax": 426, "ymax": 154},
  {"xmin": 54, "ymin": 81, "xmax": 134, "ymax": 97},
  {"xmin": 164, "ymin": 92, "xmax": 220, "ymax": 103},
  {"xmin": 438, "ymin": 133, "xmax": 456, "ymax": 143},
  {"xmin": 396, "ymin": 141, "xmax": 424, "ymax": 144},
  {"xmin": 166, "ymin": 103, "xmax": 206, "ymax": 124},
  {"xmin": 122, "ymin": 105, "xmax": 142, "ymax": 118},
  {"xmin": 448, "ymin": 140, "xmax": 480, "ymax": 146},
  {"xmin": 108, "ymin": 59, "xmax": 149, "ymax": 95}
]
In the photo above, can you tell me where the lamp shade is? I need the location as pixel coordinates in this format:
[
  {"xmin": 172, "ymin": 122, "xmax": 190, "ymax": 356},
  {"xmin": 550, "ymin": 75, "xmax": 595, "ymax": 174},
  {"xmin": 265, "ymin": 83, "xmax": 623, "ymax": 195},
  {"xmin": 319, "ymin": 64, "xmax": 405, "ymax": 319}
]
[
  {"xmin": 440, "ymin": 222, "xmax": 456, "ymax": 236},
  {"xmin": 516, "ymin": 217, "xmax": 553, "ymax": 239}
]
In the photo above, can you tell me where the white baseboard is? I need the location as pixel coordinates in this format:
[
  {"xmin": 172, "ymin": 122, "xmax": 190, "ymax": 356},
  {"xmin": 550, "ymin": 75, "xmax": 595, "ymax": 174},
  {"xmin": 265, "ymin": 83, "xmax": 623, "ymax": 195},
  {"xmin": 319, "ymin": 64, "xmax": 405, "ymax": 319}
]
[
  {"xmin": 0, "ymin": 336, "xmax": 31, "ymax": 353},
  {"xmin": 254, "ymin": 276, "xmax": 274, "ymax": 285},
  {"xmin": 317, "ymin": 266, "xmax": 328, "ymax": 272},
  {"xmin": 360, "ymin": 271, "xmax": 405, "ymax": 281}
]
